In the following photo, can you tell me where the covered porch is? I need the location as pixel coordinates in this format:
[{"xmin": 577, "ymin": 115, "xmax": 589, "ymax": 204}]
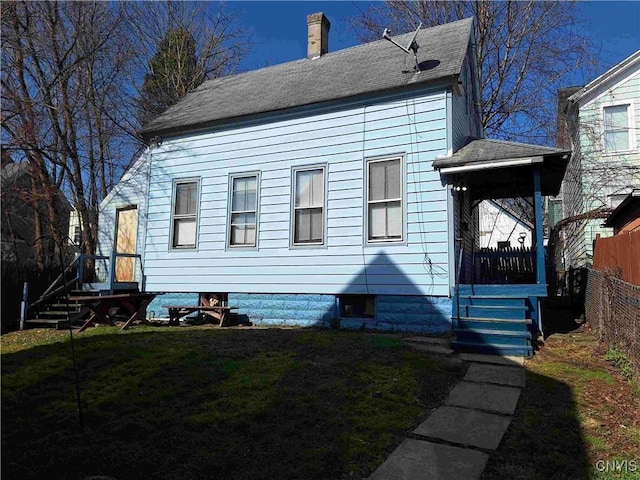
[{"xmin": 434, "ymin": 139, "xmax": 570, "ymax": 355}]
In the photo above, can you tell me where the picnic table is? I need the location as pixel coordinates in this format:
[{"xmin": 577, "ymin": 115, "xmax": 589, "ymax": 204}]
[
  {"xmin": 164, "ymin": 305, "xmax": 238, "ymax": 327},
  {"xmin": 69, "ymin": 292, "xmax": 159, "ymax": 332}
]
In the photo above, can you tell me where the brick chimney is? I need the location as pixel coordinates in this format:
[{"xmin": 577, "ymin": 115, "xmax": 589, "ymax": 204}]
[{"xmin": 307, "ymin": 13, "xmax": 330, "ymax": 59}]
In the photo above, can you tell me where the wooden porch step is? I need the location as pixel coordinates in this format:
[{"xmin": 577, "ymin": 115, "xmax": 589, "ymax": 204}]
[
  {"xmin": 457, "ymin": 317, "xmax": 532, "ymax": 332},
  {"xmin": 38, "ymin": 310, "xmax": 75, "ymax": 317},
  {"xmin": 24, "ymin": 319, "xmax": 70, "ymax": 330},
  {"xmin": 455, "ymin": 328, "xmax": 531, "ymax": 347}
]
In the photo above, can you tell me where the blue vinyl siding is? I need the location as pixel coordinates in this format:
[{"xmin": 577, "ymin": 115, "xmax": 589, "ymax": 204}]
[
  {"xmin": 97, "ymin": 151, "xmax": 151, "ymax": 284},
  {"xmin": 142, "ymin": 89, "xmax": 451, "ymax": 297}
]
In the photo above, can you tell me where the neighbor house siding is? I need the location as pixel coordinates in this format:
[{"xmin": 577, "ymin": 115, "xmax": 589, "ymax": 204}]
[
  {"xmin": 142, "ymin": 89, "xmax": 451, "ymax": 297},
  {"xmin": 564, "ymin": 67, "xmax": 640, "ymax": 266}
]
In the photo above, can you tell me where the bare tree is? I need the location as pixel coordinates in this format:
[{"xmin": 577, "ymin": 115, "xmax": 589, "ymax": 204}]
[
  {"xmin": 1, "ymin": 1, "xmax": 137, "ymax": 260},
  {"xmin": 2, "ymin": 1, "xmax": 248, "ymax": 270},
  {"xmin": 349, "ymin": 0, "xmax": 599, "ymax": 144}
]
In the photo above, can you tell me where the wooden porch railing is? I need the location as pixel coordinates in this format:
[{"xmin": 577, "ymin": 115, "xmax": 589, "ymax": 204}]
[
  {"xmin": 473, "ymin": 247, "xmax": 535, "ymax": 284},
  {"xmin": 78, "ymin": 253, "xmax": 144, "ymax": 293}
]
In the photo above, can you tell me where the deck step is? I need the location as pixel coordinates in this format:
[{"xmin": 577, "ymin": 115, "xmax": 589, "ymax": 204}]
[
  {"xmin": 455, "ymin": 328, "xmax": 531, "ymax": 347},
  {"xmin": 463, "ymin": 305, "xmax": 527, "ymax": 319},
  {"xmin": 457, "ymin": 317, "xmax": 531, "ymax": 332},
  {"xmin": 38, "ymin": 310, "xmax": 75, "ymax": 317},
  {"xmin": 25, "ymin": 319, "xmax": 70, "ymax": 330},
  {"xmin": 48, "ymin": 303, "xmax": 81, "ymax": 309},
  {"xmin": 457, "ymin": 296, "xmax": 527, "ymax": 308}
]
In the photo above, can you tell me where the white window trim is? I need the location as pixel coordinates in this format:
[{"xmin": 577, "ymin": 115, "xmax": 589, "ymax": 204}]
[
  {"xmin": 600, "ymin": 102, "xmax": 637, "ymax": 156},
  {"xmin": 290, "ymin": 165, "xmax": 327, "ymax": 248},
  {"xmin": 227, "ymin": 171, "xmax": 260, "ymax": 250},
  {"xmin": 170, "ymin": 178, "xmax": 201, "ymax": 251},
  {"xmin": 365, "ymin": 155, "xmax": 405, "ymax": 244}
]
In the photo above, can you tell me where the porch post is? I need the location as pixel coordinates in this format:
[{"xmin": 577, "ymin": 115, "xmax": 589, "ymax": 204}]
[{"xmin": 533, "ymin": 166, "xmax": 546, "ymax": 286}]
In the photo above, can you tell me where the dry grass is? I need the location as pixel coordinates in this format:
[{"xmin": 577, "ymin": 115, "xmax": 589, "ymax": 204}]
[{"xmin": 482, "ymin": 326, "xmax": 640, "ymax": 480}]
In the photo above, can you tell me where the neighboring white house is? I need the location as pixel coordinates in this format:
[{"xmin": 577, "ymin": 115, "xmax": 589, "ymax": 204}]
[
  {"xmin": 560, "ymin": 50, "xmax": 640, "ymax": 268},
  {"xmin": 68, "ymin": 207, "xmax": 82, "ymax": 250},
  {"xmin": 477, "ymin": 200, "xmax": 532, "ymax": 249}
]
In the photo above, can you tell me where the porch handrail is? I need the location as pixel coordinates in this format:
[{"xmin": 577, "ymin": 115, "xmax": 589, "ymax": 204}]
[
  {"xmin": 454, "ymin": 237, "xmax": 463, "ymax": 326},
  {"xmin": 29, "ymin": 256, "xmax": 80, "ymax": 309},
  {"xmin": 78, "ymin": 253, "xmax": 143, "ymax": 289},
  {"xmin": 108, "ymin": 252, "xmax": 143, "ymax": 294}
]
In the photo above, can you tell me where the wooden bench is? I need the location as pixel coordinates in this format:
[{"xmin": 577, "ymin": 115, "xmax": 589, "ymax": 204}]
[{"xmin": 164, "ymin": 305, "xmax": 238, "ymax": 327}]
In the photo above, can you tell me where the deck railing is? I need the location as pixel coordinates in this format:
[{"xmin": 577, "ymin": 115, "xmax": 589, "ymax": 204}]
[
  {"xmin": 78, "ymin": 253, "xmax": 144, "ymax": 293},
  {"xmin": 473, "ymin": 247, "xmax": 535, "ymax": 284}
]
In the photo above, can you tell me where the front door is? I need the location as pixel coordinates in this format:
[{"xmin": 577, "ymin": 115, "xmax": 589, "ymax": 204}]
[{"xmin": 115, "ymin": 206, "xmax": 137, "ymax": 282}]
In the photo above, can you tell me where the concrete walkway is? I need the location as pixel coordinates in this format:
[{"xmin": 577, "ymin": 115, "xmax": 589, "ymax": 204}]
[{"xmin": 369, "ymin": 339, "xmax": 526, "ymax": 480}]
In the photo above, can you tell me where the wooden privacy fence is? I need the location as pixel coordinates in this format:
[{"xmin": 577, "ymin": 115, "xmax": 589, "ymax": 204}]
[
  {"xmin": 593, "ymin": 230, "xmax": 640, "ymax": 286},
  {"xmin": 585, "ymin": 268, "xmax": 640, "ymax": 376},
  {"xmin": 473, "ymin": 247, "xmax": 535, "ymax": 284}
]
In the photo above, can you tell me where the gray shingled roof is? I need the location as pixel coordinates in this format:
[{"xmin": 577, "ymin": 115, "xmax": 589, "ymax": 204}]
[
  {"xmin": 432, "ymin": 138, "xmax": 572, "ymax": 197},
  {"xmin": 432, "ymin": 138, "xmax": 570, "ymax": 169},
  {"xmin": 140, "ymin": 17, "xmax": 474, "ymax": 138}
]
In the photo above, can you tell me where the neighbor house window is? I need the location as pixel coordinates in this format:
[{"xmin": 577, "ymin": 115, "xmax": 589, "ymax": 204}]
[
  {"xmin": 229, "ymin": 174, "xmax": 258, "ymax": 247},
  {"xmin": 293, "ymin": 167, "xmax": 325, "ymax": 245},
  {"xmin": 603, "ymin": 104, "xmax": 631, "ymax": 153},
  {"xmin": 367, "ymin": 157, "xmax": 403, "ymax": 242},
  {"xmin": 73, "ymin": 226, "xmax": 82, "ymax": 245},
  {"xmin": 172, "ymin": 180, "xmax": 199, "ymax": 249}
]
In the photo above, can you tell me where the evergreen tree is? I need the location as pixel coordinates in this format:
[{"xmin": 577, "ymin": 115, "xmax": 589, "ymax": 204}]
[{"xmin": 138, "ymin": 27, "xmax": 201, "ymax": 124}]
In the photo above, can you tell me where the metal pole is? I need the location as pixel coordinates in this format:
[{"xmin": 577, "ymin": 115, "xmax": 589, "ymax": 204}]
[{"xmin": 20, "ymin": 282, "xmax": 29, "ymax": 331}]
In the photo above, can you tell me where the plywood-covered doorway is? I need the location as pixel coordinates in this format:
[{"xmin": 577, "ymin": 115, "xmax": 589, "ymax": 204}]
[{"xmin": 115, "ymin": 206, "xmax": 137, "ymax": 282}]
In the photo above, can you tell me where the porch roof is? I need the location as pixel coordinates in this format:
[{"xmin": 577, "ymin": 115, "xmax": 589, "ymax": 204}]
[{"xmin": 433, "ymin": 138, "xmax": 571, "ymax": 198}]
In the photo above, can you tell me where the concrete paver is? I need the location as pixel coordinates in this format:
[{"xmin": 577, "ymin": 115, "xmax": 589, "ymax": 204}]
[
  {"xmin": 464, "ymin": 363, "xmax": 526, "ymax": 387},
  {"xmin": 458, "ymin": 353, "xmax": 525, "ymax": 366},
  {"xmin": 369, "ymin": 439, "xmax": 489, "ymax": 480},
  {"xmin": 444, "ymin": 381, "xmax": 521, "ymax": 415},
  {"xmin": 413, "ymin": 406, "xmax": 512, "ymax": 450}
]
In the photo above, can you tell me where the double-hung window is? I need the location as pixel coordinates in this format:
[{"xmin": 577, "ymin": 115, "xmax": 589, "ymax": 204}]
[
  {"xmin": 293, "ymin": 167, "xmax": 325, "ymax": 245},
  {"xmin": 229, "ymin": 174, "xmax": 258, "ymax": 247},
  {"xmin": 367, "ymin": 157, "xmax": 403, "ymax": 242},
  {"xmin": 603, "ymin": 104, "xmax": 631, "ymax": 153},
  {"xmin": 172, "ymin": 180, "xmax": 199, "ymax": 249}
]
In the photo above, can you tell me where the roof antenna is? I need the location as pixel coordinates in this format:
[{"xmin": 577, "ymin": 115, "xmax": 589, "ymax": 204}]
[{"xmin": 382, "ymin": 22, "xmax": 423, "ymax": 72}]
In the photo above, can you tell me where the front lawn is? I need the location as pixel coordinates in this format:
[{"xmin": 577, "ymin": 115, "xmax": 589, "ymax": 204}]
[{"xmin": 1, "ymin": 327, "xmax": 464, "ymax": 480}]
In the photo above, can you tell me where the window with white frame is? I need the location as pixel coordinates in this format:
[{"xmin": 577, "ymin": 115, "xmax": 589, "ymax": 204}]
[
  {"xmin": 229, "ymin": 174, "xmax": 258, "ymax": 247},
  {"xmin": 293, "ymin": 167, "xmax": 325, "ymax": 245},
  {"xmin": 172, "ymin": 180, "xmax": 199, "ymax": 249},
  {"xmin": 603, "ymin": 104, "xmax": 631, "ymax": 153},
  {"xmin": 367, "ymin": 157, "xmax": 403, "ymax": 242}
]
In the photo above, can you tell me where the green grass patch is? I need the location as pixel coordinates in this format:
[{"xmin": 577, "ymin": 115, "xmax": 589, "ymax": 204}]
[
  {"xmin": 1, "ymin": 327, "xmax": 463, "ymax": 480},
  {"xmin": 536, "ymin": 361, "xmax": 615, "ymax": 387},
  {"xmin": 605, "ymin": 346, "xmax": 637, "ymax": 384}
]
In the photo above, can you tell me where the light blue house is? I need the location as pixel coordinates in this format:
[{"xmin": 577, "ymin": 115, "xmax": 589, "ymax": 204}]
[{"xmin": 97, "ymin": 15, "xmax": 570, "ymax": 355}]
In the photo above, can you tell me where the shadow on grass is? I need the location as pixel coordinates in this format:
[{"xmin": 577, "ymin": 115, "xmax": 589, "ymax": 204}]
[
  {"xmin": 1, "ymin": 327, "xmax": 465, "ymax": 480},
  {"xmin": 481, "ymin": 367, "xmax": 591, "ymax": 480}
]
